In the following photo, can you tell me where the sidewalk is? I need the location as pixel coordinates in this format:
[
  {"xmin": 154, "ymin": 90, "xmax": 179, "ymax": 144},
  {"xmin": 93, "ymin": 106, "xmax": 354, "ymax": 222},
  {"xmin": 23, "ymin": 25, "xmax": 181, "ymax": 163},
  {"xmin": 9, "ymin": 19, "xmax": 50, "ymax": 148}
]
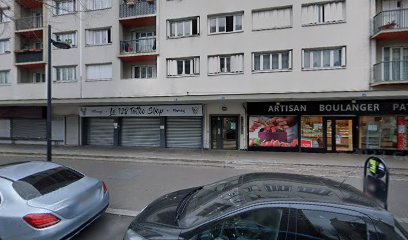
[{"xmin": 1, "ymin": 144, "xmax": 407, "ymax": 171}]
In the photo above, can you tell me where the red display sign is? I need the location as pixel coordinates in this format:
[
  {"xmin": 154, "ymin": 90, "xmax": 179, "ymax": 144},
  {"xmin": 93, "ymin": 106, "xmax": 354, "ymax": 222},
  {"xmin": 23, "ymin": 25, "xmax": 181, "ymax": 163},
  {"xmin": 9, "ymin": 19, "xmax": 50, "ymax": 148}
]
[
  {"xmin": 301, "ymin": 139, "xmax": 313, "ymax": 148},
  {"xmin": 397, "ymin": 118, "xmax": 407, "ymax": 150}
]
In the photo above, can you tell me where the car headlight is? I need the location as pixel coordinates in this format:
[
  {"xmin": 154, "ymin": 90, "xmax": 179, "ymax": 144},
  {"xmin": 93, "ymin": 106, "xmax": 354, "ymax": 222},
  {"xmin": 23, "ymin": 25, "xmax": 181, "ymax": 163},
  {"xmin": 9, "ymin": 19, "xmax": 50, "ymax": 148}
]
[{"xmin": 124, "ymin": 229, "xmax": 146, "ymax": 240}]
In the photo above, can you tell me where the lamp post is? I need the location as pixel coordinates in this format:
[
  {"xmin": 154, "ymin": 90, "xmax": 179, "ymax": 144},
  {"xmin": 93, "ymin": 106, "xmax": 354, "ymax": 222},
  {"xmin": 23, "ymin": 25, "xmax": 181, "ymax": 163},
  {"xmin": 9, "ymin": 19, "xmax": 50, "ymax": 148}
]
[{"xmin": 47, "ymin": 25, "xmax": 71, "ymax": 162}]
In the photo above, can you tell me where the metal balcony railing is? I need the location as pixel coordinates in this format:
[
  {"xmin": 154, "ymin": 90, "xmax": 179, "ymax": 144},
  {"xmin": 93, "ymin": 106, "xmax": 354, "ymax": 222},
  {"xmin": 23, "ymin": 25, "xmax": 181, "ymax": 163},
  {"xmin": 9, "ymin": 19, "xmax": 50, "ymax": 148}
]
[
  {"xmin": 15, "ymin": 15, "xmax": 43, "ymax": 31},
  {"xmin": 15, "ymin": 50, "xmax": 43, "ymax": 63},
  {"xmin": 120, "ymin": 38, "xmax": 156, "ymax": 54},
  {"xmin": 373, "ymin": 8, "xmax": 408, "ymax": 35},
  {"xmin": 373, "ymin": 61, "xmax": 408, "ymax": 83},
  {"xmin": 119, "ymin": 1, "xmax": 156, "ymax": 18}
]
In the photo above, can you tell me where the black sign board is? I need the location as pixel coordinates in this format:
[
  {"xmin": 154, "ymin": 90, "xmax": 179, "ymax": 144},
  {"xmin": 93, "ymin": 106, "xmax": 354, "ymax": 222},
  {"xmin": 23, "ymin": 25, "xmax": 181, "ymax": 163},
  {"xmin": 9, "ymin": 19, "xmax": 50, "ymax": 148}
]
[{"xmin": 248, "ymin": 100, "xmax": 408, "ymax": 116}]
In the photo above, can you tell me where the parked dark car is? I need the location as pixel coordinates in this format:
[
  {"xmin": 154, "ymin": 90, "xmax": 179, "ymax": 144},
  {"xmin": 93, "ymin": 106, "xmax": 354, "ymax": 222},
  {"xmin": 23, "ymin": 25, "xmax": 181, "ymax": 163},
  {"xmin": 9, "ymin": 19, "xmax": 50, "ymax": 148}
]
[{"xmin": 124, "ymin": 172, "xmax": 407, "ymax": 240}]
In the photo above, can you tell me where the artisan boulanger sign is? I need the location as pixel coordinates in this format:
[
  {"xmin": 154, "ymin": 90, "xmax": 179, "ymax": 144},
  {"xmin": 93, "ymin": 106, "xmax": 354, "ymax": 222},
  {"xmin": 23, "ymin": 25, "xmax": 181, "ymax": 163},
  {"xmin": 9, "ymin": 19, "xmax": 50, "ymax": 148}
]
[
  {"xmin": 248, "ymin": 100, "xmax": 408, "ymax": 115},
  {"xmin": 80, "ymin": 105, "xmax": 203, "ymax": 117}
]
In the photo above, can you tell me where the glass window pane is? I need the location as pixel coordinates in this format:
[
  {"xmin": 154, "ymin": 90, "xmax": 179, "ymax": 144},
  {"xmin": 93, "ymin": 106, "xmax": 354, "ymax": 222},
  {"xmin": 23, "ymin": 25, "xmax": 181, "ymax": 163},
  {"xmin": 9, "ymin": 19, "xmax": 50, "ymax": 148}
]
[
  {"xmin": 141, "ymin": 67, "xmax": 146, "ymax": 78},
  {"xmin": 334, "ymin": 49, "xmax": 341, "ymax": 67},
  {"xmin": 135, "ymin": 67, "xmax": 140, "ymax": 78},
  {"xmin": 177, "ymin": 61, "xmax": 183, "ymax": 75},
  {"xmin": 185, "ymin": 60, "xmax": 191, "ymax": 74},
  {"xmin": 147, "ymin": 67, "xmax": 153, "ymax": 78},
  {"xmin": 184, "ymin": 20, "xmax": 191, "ymax": 36},
  {"xmin": 226, "ymin": 57, "xmax": 231, "ymax": 72},
  {"xmin": 235, "ymin": 15, "xmax": 242, "ymax": 31},
  {"xmin": 282, "ymin": 52, "xmax": 289, "ymax": 69},
  {"xmin": 210, "ymin": 18, "xmax": 217, "ymax": 33},
  {"xmin": 304, "ymin": 51, "xmax": 310, "ymax": 68},
  {"xmin": 218, "ymin": 17, "xmax": 226, "ymax": 32},
  {"xmin": 323, "ymin": 50, "xmax": 331, "ymax": 67},
  {"xmin": 263, "ymin": 54, "xmax": 270, "ymax": 70},
  {"xmin": 301, "ymin": 116, "xmax": 324, "ymax": 148},
  {"xmin": 272, "ymin": 54, "xmax": 279, "ymax": 69},
  {"xmin": 177, "ymin": 22, "xmax": 183, "ymax": 36},
  {"xmin": 170, "ymin": 22, "xmax": 176, "ymax": 37},
  {"xmin": 254, "ymin": 55, "xmax": 261, "ymax": 71},
  {"xmin": 313, "ymin": 50, "xmax": 321, "ymax": 68},
  {"xmin": 220, "ymin": 57, "xmax": 225, "ymax": 72}
]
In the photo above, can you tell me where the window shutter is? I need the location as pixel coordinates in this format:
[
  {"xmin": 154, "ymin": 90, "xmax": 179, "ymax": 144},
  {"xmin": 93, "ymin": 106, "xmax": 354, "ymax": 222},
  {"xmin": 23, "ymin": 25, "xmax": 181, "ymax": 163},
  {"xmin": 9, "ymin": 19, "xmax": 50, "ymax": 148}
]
[
  {"xmin": 196, "ymin": 17, "xmax": 200, "ymax": 35},
  {"xmin": 341, "ymin": 47, "xmax": 346, "ymax": 66},
  {"xmin": 301, "ymin": 49, "xmax": 305, "ymax": 68},
  {"xmin": 288, "ymin": 50, "xmax": 292, "ymax": 69},
  {"xmin": 194, "ymin": 57, "xmax": 200, "ymax": 74},
  {"xmin": 86, "ymin": 30, "xmax": 92, "ymax": 45}
]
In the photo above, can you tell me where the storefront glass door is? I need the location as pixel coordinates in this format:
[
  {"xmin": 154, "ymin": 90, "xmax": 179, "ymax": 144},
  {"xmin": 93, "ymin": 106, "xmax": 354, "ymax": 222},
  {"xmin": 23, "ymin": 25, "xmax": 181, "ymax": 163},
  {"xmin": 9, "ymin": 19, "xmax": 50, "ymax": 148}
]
[
  {"xmin": 325, "ymin": 118, "xmax": 354, "ymax": 152},
  {"xmin": 211, "ymin": 116, "xmax": 238, "ymax": 150}
]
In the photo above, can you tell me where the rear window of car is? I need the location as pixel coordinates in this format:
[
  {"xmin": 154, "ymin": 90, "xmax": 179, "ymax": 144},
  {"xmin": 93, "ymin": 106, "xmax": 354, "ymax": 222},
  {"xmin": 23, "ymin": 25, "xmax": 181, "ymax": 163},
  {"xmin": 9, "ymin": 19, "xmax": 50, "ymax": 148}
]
[{"xmin": 12, "ymin": 167, "xmax": 84, "ymax": 200}]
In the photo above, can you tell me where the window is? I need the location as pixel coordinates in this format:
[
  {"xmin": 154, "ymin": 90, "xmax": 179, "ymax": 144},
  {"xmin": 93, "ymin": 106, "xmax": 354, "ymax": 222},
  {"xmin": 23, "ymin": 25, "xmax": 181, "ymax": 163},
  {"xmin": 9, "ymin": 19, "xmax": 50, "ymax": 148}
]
[
  {"xmin": 302, "ymin": 1, "xmax": 345, "ymax": 25},
  {"xmin": 0, "ymin": 9, "xmax": 11, "ymax": 23},
  {"xmin": 86, "ymin": 0, "xmax": 111, "ymax": 10},
  {"xmin": 253, "ymin": 50, "xmax": 292, "ymax": 72},
  {"xmin": 0, "ymin": 70, "xmax": 10, "ymax": 84},
  {"xmin": 13, "ymin": 167, "xmax": 83, "ymax": 200},
  {"xmin": 33, "ymin": 72, "xmax": 45, "ymax": 83},
  {"xmin": 209, "ymin": 13, "xmax": 243, "ymax": 34},
  {"xmin": 54, "ymin": 31, "xmax": 77, "ymax": 47},
  {"xmin": 167, "ymin": 57, "xmax": 200, "ymax": 76},
  {"xmin": 303, "ymin": 47, "xmax": 346, "ymax": 70},
  {"xmin": 86, "ymin": 28, "xmax": 111, "ymax": 46},
  {"xmin": 86, "ymin": 63, "xmax": 112, "ymax": 80},
  {"xmin": 55, "ymin": 66, "xmax": 76, "ymax": 81},
  {"xmin": 133, "ymin": 65, "xmax": 156, "ymax": 79},
  {"xmin": 168, "ymin": 17, "xmax": 199, "ymax": 38},
  {"xmin": 252, "ymin": 7, "xmax": 292, "ymax": 30},
  {"xmin": 54, "ymin": 0, "xmax": 76, "ymax": 15},
  {"xmin": 208, "ymin": 54, "xmax": 244, "ymax": 74},
  {"xmin": 0, "ymin": 39, "xmax": 10, "ymax": 54},
  {"xmin": 189, "ymin": 208, "xmax": 289, "ymax": 240}
]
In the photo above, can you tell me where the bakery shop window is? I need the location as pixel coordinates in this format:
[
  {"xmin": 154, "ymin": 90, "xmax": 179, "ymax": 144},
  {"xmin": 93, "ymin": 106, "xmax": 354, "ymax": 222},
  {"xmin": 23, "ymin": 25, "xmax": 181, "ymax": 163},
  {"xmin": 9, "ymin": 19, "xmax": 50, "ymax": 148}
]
[
  {"xmin": 301, "ymin": 116, "xmax": 324, "ymax": 149},
  {"xmin": 249, "ymin": 116, "xmax": 299, "ymax": 148}
]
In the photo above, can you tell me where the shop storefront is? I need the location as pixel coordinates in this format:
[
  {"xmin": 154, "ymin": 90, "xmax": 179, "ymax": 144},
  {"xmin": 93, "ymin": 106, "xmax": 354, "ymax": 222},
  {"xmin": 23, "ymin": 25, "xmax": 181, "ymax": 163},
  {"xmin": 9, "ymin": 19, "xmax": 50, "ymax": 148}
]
[
  {"xmin": 248, "ymin": 100, "xmax": 408, "ymax": 154},
  {"xmin": 80, "ymin": 104, "xmax": 203, "ymax": 149}
]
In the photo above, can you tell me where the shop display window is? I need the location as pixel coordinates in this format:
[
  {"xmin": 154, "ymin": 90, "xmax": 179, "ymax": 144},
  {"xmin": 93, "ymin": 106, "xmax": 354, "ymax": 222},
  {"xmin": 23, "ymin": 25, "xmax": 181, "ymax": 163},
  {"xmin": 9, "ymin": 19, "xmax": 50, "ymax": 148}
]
[
  {"xmin": 301, "ymin": 117, "xmax": 324, "ymax": 148},
  {"xmin": 249, "ymin": 116, "xmax": 299, "ymax": 148},
  {"xmin": 359, "ymin": 116, "xmax": 405, "ymax": 150}
]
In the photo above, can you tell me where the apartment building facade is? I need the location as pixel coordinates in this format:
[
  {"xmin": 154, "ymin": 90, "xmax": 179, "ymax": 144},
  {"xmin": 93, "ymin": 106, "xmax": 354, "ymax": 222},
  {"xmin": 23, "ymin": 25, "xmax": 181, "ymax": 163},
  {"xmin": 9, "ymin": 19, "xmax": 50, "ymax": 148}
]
[{"xmin": 0, "ymin": 0, "xmax": 407, "ymax": 154}]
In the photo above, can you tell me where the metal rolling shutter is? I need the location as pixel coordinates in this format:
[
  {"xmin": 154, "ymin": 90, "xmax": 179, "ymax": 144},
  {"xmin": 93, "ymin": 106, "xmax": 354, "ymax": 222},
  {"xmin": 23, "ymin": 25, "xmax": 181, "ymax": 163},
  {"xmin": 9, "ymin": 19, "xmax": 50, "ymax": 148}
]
[
  {"xmin": 121, "ymin": 118, "xmax": 161, "ymax": 147},
  {"xmin": 87, "ymin": 118, "xmax": 114, "ymax": 146},
  {"xmin": 11, "ymin": 119, "xmax": 46, "ymax": 139},
  {"xmin": 166, "ymin": 117, "xmax": 202, "ymax": 149}
]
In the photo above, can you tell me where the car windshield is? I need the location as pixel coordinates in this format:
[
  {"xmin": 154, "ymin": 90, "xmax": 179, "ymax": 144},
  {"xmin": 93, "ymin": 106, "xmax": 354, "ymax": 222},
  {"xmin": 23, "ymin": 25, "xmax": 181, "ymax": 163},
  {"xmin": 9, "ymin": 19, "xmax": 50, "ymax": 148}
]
[
  {"xmin": 179, "ymin": 175, "xmax": 242, "ymax": 227},
  {"xmin": 12, "ymin": 167, "xmax": 84, "ymax": 200}
]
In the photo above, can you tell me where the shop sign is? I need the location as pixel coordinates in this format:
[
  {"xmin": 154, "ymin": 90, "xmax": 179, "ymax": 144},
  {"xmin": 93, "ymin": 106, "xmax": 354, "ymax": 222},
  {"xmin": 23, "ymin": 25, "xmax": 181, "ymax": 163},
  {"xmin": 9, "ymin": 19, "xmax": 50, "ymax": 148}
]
[
  {"xmin": 80, "ymin": 105, "xmax": 203, "ymax": 117},
  {"xmin": 248, "ymin": 100, "xmax": 408, "ymax": 115}
]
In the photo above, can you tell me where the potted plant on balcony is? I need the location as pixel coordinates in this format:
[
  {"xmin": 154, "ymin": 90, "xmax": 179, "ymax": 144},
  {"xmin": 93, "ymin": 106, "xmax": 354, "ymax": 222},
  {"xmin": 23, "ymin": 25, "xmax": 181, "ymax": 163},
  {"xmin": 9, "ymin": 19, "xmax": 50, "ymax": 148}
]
[{"xmin": 381, "ymin": 20, "xmax": 396, "ymax": 30}]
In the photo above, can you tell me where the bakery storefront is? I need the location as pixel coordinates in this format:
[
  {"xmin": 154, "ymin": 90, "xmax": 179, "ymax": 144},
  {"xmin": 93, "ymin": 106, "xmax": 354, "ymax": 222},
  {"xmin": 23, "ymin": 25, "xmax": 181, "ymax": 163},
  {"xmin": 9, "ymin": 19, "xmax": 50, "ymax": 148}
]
[
  {"xmin": 80, "ymin": 105, "xmax": 203, "ymax": 149},
  {"xmin": 248, "ymin": 100, "xmax": 408, "ymax": 154}
]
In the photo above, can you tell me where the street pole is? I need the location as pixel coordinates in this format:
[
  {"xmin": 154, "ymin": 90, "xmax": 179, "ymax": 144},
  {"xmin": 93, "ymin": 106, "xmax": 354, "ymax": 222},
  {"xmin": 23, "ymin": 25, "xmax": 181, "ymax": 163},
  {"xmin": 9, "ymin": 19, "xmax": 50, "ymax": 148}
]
[{"xmin": 47, "ymin": 24, "xmax": 52, "ymax": 162}]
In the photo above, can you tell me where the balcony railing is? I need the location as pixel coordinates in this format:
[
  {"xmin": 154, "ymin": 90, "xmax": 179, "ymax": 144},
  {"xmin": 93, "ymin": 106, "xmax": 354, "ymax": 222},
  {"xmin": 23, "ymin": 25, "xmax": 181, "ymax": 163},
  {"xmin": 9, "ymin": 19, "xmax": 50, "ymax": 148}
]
[
  {"xmin": 120, "ymin": 38, "xmax": 156, "ymax": 54},
  {"xmin": 373, "ymin": 8, "xmax": 408, "ymax": 35},
  {"xmin": 373, "ymin": 61, "xmax": 408, "ymax": 83},
  {"xmin": 15, "ymin": 15, "xmax": 43, "ymax": 31},
  {"xmin": 119, "ymin": 1, "xmax": 156, "ymax": 18},
  {"xmin": 15, "ymin": 50, "xmax": 43, "ymax": 63}
]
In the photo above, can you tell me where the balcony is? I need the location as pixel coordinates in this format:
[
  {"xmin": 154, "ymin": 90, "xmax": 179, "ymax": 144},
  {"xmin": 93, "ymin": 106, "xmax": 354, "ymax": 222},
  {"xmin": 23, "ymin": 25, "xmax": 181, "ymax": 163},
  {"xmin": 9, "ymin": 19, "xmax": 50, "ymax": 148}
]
[
  {"xmin": 119, "ymin": 1, "xmax": 156, "ymax": 19},
  {"xmin": 119, "ymin": 38, "xmax": 157, "ymax": 62},
  {"xmin": 373, "ymin": 61, "xmax": 408, "ymax": 86},
  {"xmin": 15, "ymin": 15, "xmax": 43, "ymax": 31},
  {"xmin": 373, "ymin": 9, "xmax": 408, "ymax": 41},
  {"xmin": 15, "ymin": 49, "xmax": 43, "ymax": 64}
]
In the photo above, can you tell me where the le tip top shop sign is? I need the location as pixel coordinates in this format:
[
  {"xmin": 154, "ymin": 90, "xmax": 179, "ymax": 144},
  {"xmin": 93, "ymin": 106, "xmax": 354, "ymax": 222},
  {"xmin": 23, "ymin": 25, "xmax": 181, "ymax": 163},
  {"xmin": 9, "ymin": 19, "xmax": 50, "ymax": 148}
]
[
  {"xmin": 248, "ymin": 100, "xmax": 408, "ymax": 115},
  {"xmin": 80, "ymin": 105, "xmax": 203, "ymax": 117}
]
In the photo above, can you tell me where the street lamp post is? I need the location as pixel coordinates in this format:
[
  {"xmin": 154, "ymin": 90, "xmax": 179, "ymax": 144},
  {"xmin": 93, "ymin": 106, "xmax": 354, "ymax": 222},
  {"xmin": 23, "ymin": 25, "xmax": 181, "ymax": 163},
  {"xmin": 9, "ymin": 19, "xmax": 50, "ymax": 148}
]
[{"xmin": 47, "ymin": 25, "xmax": 71, "ymax": 162}]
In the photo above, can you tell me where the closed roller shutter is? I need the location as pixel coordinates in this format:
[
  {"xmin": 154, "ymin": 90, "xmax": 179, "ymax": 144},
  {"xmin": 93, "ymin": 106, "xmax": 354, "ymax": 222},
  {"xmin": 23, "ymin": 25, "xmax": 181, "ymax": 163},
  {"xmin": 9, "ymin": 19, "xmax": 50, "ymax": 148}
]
[
  {"xmin": 166, "ymin": 117, "xmax": 202, "ymax": 149},
  {"xmin": 87, "ymin": 118, "xmax": 114, "ymax": 146},
  {"xmin": 121, "ymin": 118, "xmax": 160, "ymax": 147},
  {"xmin": 12, "ymin": 119, "xmax": 46, "ymax": 139}
]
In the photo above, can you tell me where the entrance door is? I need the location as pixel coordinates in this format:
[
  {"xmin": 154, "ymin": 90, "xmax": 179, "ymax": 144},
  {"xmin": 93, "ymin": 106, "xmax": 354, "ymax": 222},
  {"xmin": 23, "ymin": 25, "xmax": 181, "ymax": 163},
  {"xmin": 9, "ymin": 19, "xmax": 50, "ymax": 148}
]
[
  {"xmin": 211, "ymin": 116, "xmax": 238, "ymax": 150},
  {"xmin": 383, "ymin": 47, "xmax": 408, "ymax": 81},
  {"xmin": 324, "ymin": 118, "xmax": 354, "ymax": 152},
  {"xmin": 131, "ymin": 31, "xmax": 156, "ymax": 53}
]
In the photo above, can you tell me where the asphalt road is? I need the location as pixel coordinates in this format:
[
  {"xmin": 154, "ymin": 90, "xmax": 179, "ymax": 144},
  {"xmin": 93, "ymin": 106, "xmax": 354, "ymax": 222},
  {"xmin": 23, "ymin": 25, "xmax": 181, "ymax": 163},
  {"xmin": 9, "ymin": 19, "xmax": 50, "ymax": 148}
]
[{"xmin": 1, "ymin": 155, "xmax": 407, "ymax": 240}]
